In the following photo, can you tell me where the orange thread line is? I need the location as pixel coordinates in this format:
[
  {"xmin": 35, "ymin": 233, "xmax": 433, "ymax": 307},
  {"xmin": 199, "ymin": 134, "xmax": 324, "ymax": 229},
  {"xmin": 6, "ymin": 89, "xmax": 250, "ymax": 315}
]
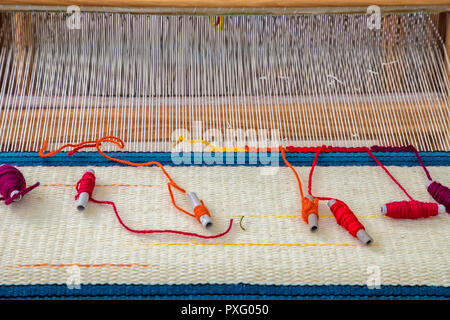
[
  {"xmin": 125, "ymin": 242, "xmax": 373, "ymax": 247},
  {"xmin": 7, "ymin": 263, "xmax": 158, "ymax": 268}
]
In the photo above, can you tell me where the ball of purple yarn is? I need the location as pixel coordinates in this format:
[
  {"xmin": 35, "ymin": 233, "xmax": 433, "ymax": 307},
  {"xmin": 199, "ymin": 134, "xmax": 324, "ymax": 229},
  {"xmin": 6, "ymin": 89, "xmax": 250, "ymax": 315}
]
[
  {"xmin": 427, "ymin": 181, "xmax": 450, "ymax": 214},
  {"xmin": 0, "ymin": 164, "xmax": 27, "ymax": 204}
]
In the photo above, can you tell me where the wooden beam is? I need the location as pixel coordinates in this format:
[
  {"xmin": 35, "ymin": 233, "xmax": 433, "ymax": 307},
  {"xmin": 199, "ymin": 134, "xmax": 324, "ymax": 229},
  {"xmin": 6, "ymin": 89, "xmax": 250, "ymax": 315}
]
[
  {"xmin": 0, "ymin": 100, "xmax": 447, "ymax": 151},
  {"xmin": 0, "ymin": 1, "xmax": 449, "ymax": 9}
]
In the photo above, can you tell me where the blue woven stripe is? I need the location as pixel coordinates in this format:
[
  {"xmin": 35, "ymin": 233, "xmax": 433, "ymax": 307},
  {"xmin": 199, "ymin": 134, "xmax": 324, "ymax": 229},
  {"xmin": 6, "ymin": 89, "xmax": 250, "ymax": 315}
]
[
  {"xmin": 0, "ymin": 284, "xmax": 448, "ymax": 299},
  {"xmin": 8, "ymin": 295, "xmax": 450, "ymax": 300},
  {"xmin": 1, "ymin": 152, "xmax": 449, "ymax": 167}
]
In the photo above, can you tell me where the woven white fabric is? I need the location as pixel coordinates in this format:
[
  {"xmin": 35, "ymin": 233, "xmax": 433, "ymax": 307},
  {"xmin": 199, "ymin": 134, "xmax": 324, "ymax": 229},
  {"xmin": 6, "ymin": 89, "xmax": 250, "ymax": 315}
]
[{"xmin": 0, "ymin": 165, "xmax": 449, "ymax": 286}]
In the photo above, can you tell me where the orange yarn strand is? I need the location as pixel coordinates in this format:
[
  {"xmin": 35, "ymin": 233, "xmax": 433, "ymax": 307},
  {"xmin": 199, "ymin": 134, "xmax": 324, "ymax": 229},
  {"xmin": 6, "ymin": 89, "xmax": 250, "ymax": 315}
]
[
  {"xmin": 280, "ymin": 147, "xmax": 304, "ymax": 199},
  {"xmin": 39, "ymin": 140, "xmax": 98, "ymax": 158},
  {"xmin": 39, "ymin": 136, "xmax": 198, "ymax": 217},
  {"xmin": 93, "ymin": 136, "xmax": 183, "ymax": 190},
  {"xmin": 280, "ymin": 147, "xmax": 320, "ymax": 225},
  {"xmin": 167, "ymin": 182, "xmax": 193, "ymax": 217}
]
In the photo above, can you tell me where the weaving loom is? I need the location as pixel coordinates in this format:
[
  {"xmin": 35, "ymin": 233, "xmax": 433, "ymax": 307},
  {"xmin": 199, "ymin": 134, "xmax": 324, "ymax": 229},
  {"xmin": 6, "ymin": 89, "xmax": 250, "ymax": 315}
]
[{"xmin": 0, "ymin": 1, "xmax": 449, "ymax": 300}]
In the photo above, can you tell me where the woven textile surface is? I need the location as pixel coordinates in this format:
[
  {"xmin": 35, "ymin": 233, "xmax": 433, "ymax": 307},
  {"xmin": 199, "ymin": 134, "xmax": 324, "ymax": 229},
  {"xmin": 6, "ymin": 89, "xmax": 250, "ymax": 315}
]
[{"xmin": 0, "ymin": 153, "xmax": 449, "ymax": 299}]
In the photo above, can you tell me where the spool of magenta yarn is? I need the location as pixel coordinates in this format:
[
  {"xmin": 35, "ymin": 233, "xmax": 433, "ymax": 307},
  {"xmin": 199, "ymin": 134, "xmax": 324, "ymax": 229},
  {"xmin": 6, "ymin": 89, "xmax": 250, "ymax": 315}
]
[
  {"xmin": 0, "ymin": 164, "xmax": 40, "ymax": 205},
  {"xmin": 427, "ymin": 181, "xmax": 450, "ymax": 214}
]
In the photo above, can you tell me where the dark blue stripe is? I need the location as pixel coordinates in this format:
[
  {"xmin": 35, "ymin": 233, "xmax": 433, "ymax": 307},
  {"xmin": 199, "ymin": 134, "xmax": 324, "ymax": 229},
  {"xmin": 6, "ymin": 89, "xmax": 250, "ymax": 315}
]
[
  {"xmin": 1, "ymin": 152, "xmax": 449, "ymax": 167},
  {"xmin": 0, "ymin": 284, "xmax": 448, "ymax": 300}
]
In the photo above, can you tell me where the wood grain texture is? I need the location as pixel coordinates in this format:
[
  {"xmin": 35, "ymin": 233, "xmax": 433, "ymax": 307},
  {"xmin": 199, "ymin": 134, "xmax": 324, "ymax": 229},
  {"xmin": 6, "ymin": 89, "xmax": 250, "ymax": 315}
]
[
  {"xmin": 1, "ymin": 1, "xmax": 450, "ymax": 8},
  {"xmin": 0, "ymin": 100, "xmax": 448, "ymax": 151}
]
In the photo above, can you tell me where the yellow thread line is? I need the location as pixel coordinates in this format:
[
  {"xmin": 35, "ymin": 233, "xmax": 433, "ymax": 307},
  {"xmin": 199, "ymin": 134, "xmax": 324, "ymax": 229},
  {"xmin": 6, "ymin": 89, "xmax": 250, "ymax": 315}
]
[
  {"xmin": 7, "ymin": 263, "xmax": 158, "ymax": 268},
  {"xmin": 174, "ymin": 136, "xmax": 246, "ymax": 152},
  {"xmin": 126, "ymin": 242, "xmax": 372, "ymax": 248}
]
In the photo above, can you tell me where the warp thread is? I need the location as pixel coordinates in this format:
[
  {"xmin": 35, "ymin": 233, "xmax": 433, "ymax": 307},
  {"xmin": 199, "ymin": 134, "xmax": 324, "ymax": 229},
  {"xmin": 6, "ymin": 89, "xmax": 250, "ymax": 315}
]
[
  {"xmin": 0, "ymin": 164, "xmax": 40, "ymax": 205},
  {"xmin": 383, "ymin": 201, "xmax": 440, "ymax": 219}
]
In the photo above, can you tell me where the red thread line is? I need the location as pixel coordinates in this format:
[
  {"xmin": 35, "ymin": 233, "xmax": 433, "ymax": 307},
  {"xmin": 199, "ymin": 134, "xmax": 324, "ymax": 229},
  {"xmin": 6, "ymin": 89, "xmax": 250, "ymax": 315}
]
[
  {"xmin": 366, "ymin": 150, "xmax": 414, "ymax": 201},
  {"xmin": 307, "ymin": 149, "xmax": 332, "ymax": 201},
  {"xmin": 370, "ymin": 145, "xmax": 432, "ymax": 181},
  {"xmin": 305, "ymin": 145, "xmax": 445, "ymax": 220},
  {"xmin": 76, "ymin": 172, "xmax": 233, "ymax": 239},
  {"xmin": 90, "ymin": 198, "xmax": 233, "ymax": 239}
]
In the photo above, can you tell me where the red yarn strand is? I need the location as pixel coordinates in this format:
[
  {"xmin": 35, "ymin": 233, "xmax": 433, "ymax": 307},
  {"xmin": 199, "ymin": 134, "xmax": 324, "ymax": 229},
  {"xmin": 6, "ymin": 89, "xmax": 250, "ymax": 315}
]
[
  {"xmin": 371, "ymin": 145, "xmax": 433, "ymax": 181},
  {"xmin": 306, "ymin": 147, "xmax": 337, "ymax": 201},
  {"xmin": 366, "ymin": 150, "xmax": 415, "ymax": 201},
  {"xmin": 89, "ymin": 198, "xmax": 233, "ymax": 239}
]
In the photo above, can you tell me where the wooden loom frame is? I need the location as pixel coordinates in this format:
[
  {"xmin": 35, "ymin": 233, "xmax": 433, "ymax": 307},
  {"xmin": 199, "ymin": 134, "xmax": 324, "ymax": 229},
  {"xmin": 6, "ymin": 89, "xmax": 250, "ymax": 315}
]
[{"xmin": 0, "ymin": 1, "xmax": 449, "ymax": 151}]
